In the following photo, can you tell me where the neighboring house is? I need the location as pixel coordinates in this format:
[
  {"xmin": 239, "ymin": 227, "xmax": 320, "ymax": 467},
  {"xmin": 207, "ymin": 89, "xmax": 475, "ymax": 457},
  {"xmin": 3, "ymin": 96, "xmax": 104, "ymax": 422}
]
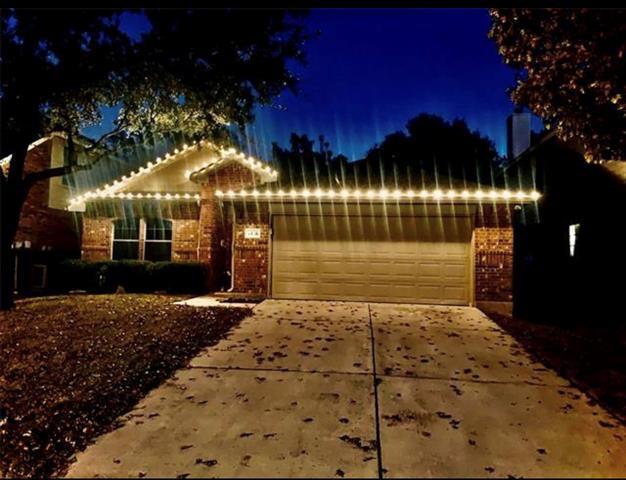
[
  {"xmin": 504, "ymin": 129, "xmax": 626, "ymax": 321},
  {"xmin": 67, "ymin": 138, "xmax": 540, "ymax": 308},
  {"xmin": 1, "ymin": 134, "xmax": 82, "ymax": 294}
]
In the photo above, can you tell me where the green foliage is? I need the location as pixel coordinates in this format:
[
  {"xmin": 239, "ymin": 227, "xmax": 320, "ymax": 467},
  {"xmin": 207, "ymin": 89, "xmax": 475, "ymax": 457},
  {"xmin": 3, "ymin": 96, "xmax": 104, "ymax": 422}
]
[
  {"xmin": 50, "ymin": 260, "xmax": 210, "ymax": 294},
  {"xmin": 272, "ymin": 133, "xmax": 350, "ymax": 189},
  {"xmin": 272, "ymin": 114, "xmax": 502, "ymax": 190},
  {"xmin": 489, "ymin": 8, "xmax": 626, "ymax": 161},
  {"xmin": 362, "ymin": 113, "xmax": 502, "ymax": 187},
  {"xmin": 0, "ymin": 9, "xmax": 311, "ymax": 157}
]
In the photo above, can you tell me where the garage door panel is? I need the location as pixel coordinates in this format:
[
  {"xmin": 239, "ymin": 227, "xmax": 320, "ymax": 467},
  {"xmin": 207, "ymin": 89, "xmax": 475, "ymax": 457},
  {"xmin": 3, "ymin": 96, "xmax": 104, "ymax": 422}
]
[{"xmin": 271, "ymin": 215, "xmax": 471, "ymax": 305}]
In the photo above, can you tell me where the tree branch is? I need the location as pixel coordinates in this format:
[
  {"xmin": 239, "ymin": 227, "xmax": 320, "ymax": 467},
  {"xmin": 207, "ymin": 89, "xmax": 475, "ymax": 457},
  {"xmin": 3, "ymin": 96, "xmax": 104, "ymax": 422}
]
[
  {"xmin": 22, "ymin": 151, "xmax": 105, "ymax": 191},
  {"xmin": 83, "ymin": 126, "xmax": 124, "ymax": 152}
]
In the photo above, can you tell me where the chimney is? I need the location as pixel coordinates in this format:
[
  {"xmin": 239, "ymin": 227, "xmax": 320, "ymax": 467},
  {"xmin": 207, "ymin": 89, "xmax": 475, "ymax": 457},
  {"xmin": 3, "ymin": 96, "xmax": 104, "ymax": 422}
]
[{"xmin": 506, "ymin": 108, "xmax": 531, "ymax": 160}]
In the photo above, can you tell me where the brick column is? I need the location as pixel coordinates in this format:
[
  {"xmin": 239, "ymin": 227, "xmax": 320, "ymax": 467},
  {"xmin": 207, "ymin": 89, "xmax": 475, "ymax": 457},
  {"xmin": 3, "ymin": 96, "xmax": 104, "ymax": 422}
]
[
  {"xmin": 474, "ymin": 204, "xmax": 515, "ymax": 302},
  {"xmin": 197, "ymin": 186, "xmax": 230, "ymax": 290}
]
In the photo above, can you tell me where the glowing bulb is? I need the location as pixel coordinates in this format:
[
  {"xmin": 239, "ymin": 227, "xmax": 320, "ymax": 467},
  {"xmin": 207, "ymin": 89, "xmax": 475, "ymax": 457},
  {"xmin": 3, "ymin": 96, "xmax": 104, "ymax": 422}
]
[
  {"xmin": 530, "ymin": 191, "xmax": 540, "ymax": 200},
  {"xmin": 433, "ymin": 189, "xmax": 443, "ymax": 199},
  {"xmin": 461, "ymin": 190, "xmax": 470, "ymax": 199}
]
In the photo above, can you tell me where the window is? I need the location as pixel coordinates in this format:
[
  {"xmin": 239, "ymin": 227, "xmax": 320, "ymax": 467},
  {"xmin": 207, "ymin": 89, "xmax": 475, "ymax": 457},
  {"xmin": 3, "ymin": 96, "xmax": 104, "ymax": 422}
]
[
  {"xmin": 569, "ymin": 223, "xmax": 580, "ymax": 257},
  {"xmin": 144, "ymin": 218, "xmax": 172, "ymax": 261},
  {"xmin": 32, "ymin": 264, "xmax": 48, "ymax": 289},
  {"xmin": 112, "ymin": 218, "xmax": 140, "ymax": 260}
]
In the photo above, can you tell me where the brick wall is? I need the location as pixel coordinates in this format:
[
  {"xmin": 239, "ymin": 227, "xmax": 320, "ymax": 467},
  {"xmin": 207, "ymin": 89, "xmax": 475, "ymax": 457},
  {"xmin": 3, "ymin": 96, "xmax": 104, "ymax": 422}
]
[
  {"xmin": 197, "ymin": 163, "xmax": 261, "ymax": 291},
  {"xmin": 232, "ymin": 214, "xmax": 270, "ymax": 294},
  {"xmin": 5, "ymin": 140, "xmax": 80, "ymax": 255},
  {"xmin": 474, "ymin": 204, "xmax": 515, "ymax": 302},
  {"xmin": 82, "ymin": 218, "xmax": 112, "ymax": 261},
  {"xmin": 199, "ymin": 161, "xmax": 258, "ymax": 191},
  {"xmin": 172, "ymin": 219, "xmax": 199, "ymax": 261}
]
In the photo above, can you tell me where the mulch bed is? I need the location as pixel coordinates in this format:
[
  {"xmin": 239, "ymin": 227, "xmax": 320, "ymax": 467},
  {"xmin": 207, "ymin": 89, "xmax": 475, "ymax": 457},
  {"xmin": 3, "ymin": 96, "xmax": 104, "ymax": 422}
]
[
  {"xmin": 487, "ymin": 311, "xmax": 626, "ymax": 424},
  {"xmin": 0, "ymin": 294, "xmax": 251, "ymax": 477}
]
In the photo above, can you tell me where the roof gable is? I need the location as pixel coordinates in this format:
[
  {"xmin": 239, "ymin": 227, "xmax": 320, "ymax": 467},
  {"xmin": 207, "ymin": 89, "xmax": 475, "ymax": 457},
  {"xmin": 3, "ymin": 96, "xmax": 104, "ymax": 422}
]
[{"xmin": 68, "ymin": 139, "xmax": 278, "ymax": 210}]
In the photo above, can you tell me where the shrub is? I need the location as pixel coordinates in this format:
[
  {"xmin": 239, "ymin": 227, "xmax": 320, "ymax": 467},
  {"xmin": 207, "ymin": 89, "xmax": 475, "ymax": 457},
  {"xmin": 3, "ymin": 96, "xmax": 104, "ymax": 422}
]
[
  {"xmin": 50, "ymin": 260, "xmax": 210, "ymax": 294},
  {"xmin": 148, "ymin": 262, "xmax": 210, "ymax": 294}
]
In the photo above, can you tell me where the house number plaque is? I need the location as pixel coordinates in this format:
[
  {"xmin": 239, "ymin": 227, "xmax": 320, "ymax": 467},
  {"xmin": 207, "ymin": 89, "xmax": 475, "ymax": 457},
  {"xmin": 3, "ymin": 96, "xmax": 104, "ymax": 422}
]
[{"xmin": 244, "ymin": 227, "xmax": 262, "ymax": 239}]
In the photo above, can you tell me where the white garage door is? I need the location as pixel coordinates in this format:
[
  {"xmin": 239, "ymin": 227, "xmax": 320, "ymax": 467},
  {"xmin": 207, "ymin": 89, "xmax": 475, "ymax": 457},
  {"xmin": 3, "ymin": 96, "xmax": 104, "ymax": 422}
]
[{"xmin": 271, "ymin": 215, "xmax": 472, "ymax": 305}]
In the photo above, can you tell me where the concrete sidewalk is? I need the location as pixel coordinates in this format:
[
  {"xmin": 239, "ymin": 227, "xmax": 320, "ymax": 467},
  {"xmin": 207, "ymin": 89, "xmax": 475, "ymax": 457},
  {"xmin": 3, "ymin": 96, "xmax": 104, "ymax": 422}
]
[{"xmin": 66, "ymin": 300, "xmax": 626, "ymax": 478}]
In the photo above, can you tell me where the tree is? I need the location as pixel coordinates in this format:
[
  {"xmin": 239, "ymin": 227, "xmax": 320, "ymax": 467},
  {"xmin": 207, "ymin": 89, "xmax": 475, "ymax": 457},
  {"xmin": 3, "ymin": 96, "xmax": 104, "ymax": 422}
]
[
  {"xmin": 271, "ymin": 115, "xmax": 501, "ymax": 192},
  {"xmin": 489, "ymin": 8, "xmax": 626, "ymax": 162},
  {"xmin": 358, "ymin": 113, "xmax": 502, "ymax": 188},
  {"xmin": 271, "ymin": 133, "xmax": 349, "ymax": 189},
  {"xmin": 0, "ymin": 8, "xmax": 310, "ymax": 309}
]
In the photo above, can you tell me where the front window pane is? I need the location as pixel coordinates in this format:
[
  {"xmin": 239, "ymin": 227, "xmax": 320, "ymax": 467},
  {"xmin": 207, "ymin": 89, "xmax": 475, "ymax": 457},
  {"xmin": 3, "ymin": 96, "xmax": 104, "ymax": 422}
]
[
  {"xmin": 144, "ymin": 242, "xmax": 172, "ymax": 262},
  {"xmin": 113, "ymin": 218, "xmax": 140, "ymax": 240},
  {"xmin": 112, "ymin": 241, "xmax": 139, "ymax": 260},
  {"xmin": 145, "ymin": 218, "xmax": 172, "ymax": 241}
]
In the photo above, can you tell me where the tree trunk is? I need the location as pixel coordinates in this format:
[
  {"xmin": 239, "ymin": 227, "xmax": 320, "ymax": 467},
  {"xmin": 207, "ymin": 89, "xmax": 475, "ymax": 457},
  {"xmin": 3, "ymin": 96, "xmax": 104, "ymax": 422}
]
[
  {"xmin": 0, "ymin": 218, "xmax": 17, "ymax": 310},
  {"xmin": 1, "ymin": 143, "xmax": 30, "ymax": 310}
]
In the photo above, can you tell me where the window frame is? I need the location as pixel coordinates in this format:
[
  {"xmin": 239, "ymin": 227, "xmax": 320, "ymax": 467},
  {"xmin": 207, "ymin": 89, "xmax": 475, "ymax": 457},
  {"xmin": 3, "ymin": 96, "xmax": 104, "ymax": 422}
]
[
  {"xmin": 111, "ymin": 217, "xmax": 141, "ymax": 260},
  {"xmin": 110, "ymin": 217, "xmax": 173, "ymax": 262},
  {"xmin": 142, "ymin": 218, "xmax": 173, "ymax": 262}
]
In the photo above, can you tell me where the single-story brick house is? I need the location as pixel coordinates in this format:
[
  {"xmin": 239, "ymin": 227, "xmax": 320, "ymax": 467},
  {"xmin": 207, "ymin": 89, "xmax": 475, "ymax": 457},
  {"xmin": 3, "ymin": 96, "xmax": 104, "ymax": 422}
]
[{"xmin": 68, "ymin": 138, "xmax": 540, "ymax": 307}]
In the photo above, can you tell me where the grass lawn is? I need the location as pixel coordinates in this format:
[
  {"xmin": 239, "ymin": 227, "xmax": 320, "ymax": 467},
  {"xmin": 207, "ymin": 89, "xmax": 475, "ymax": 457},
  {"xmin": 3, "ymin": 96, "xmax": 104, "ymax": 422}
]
[
  {"xmin": 487, "ymin": 311, "xmax": 626, "ymax": 424},
  {"xmin": 0, "ymin": 294, "xmax": 251, "ymax": 477}
]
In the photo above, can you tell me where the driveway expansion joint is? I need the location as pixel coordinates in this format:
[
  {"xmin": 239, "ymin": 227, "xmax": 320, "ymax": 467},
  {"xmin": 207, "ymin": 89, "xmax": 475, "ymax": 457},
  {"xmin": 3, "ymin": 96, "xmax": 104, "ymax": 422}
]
[
  {"xmin": 186, "ymin": 364, "xmax": 372, "ymax": 376},
  {"xmin": 377, "ymin": 372, "xmax": 573, "ymax": 388},
  {"xmin": 368, "ymin": 303, "xmax": 385, "ymax": 480}
]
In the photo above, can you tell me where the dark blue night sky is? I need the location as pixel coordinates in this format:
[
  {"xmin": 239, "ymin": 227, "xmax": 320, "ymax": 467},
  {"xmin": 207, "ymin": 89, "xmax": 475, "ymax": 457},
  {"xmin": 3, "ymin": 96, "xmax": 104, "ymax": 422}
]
[{"xmin": 86, "ymin": 9, "xmax": 541, "ymax": 161}]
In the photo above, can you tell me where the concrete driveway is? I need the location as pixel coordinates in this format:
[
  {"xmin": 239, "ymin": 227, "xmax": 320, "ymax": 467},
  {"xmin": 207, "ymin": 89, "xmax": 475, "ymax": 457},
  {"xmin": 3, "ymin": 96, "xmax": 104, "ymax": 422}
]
[{"xmin": 67, "ymin": 300, "xmax": 626, "ymax": 478}]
